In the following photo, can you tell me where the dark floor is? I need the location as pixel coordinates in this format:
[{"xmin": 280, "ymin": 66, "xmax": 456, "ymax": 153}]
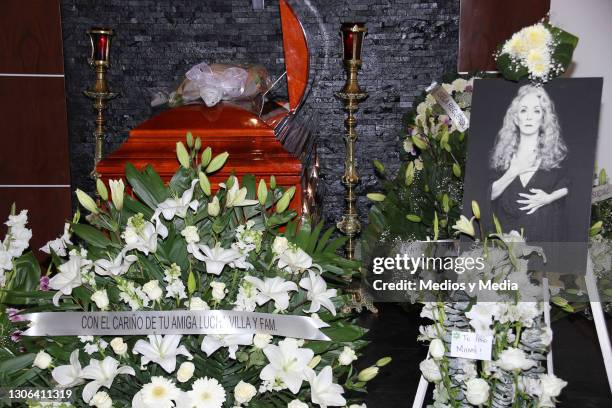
[{"xmin": 355, "ymin": 303, "xmax": 612, "ymax": 408}]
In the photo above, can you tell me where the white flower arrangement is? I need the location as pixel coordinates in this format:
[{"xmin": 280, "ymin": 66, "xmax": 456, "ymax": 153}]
[
  {"xmin": 415, "ymin": 206, "xmax": 567, "ymax": 407},
  {"xmin": 0, "ymin": 136, "xmax": 389, "ymax": 408},
  {"xmin": 495, "ymin": 22, "xmax": 578, "ymax": 83}
]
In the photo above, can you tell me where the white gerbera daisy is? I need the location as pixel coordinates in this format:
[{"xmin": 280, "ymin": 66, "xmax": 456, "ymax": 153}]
[
  {"xmin": 189, "ymin": 377, "xmax": 226, "ymax": 408},
  {"xmin": 141, "ymin": 376, "xmax": 180, "ymax": 408}
]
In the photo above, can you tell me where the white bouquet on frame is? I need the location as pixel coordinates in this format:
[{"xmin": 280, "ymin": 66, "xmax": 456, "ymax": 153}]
[{"xmin": 495, "ymin": 21, "xmax": 578, "ymax": 83}]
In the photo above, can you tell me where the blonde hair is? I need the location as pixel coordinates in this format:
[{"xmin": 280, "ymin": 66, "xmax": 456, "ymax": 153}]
[{"xmin": 490, "ymin": 85, "xmax": 567, "ymax": 171}]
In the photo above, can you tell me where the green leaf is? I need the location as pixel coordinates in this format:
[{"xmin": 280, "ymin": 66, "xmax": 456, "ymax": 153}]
[
  {"xmin": 169, "ymin": 166, "xmax": 193, "ymax": 195},
  {"xmin": 71, "ymin": 223, "xmax": 113, "ymax": 248},
  {"xmin": 0, "ymin": 354, "xmax": 35, "ymax": 376},
  {"xmin": 3, "ymin": 252, "xmax": 40, "ymax": 304},
  {"xmin": 125, "ymin": 163, "xmax": 168, "ymax": 209},
  {"xmin": 322, "ymin": 322, "xmax": 366, "ymax": 342}
]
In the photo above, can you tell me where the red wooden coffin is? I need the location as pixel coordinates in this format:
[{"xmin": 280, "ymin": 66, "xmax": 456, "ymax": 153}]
[{"xmin": 98, "ymin": 0, "xmax": 318, "ymax": 216}]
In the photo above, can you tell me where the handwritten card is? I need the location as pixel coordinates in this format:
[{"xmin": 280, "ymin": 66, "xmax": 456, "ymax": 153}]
[{"xmin": 449, "ymin": 330, "xmax": 493, "ymax": 361}]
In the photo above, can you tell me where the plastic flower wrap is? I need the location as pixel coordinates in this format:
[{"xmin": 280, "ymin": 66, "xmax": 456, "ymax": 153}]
[
  {"xmin": 0, "ymin": 135, "xmax": 389, "ymax": 408},
  {"xmin": 152, "ymin": 63, "xmax": 272, "ymax": 109},
  {"xmin": 495, "ymin": 22, "xmax": 578, "ymax": 82}
]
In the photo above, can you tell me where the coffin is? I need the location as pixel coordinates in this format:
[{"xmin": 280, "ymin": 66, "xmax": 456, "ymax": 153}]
[{"xmin": 98, "ymin": 0, "xmax": 319, "ymax": 217}]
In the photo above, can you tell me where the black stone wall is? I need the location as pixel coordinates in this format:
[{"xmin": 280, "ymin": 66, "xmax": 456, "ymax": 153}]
[{"xmin": 60, "ymin": 0, "xmax": 459, "ymax": 226}]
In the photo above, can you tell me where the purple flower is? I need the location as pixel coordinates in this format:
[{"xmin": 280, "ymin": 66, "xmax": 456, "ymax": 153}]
[
  {"xmin": 39, "ymin": 275, "xmax": 49, "ymax": 291},
  {"xmin": 11, "ymin": 330, "xmax": 22, "ymax": 343},
  {"xmin": 7, "ymin": 308, "xmax": 24, "ymax": 322}
]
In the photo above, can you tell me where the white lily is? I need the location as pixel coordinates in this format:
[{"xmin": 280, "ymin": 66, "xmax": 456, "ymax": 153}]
[
  {"xmin": 244, "ymin": 276, "xmax": 298, "ymax": 311},
  {"xmin": 299, "ymin": 271, "xmax": 337, "ymax": 316},
  {"xmin": 122, "ymin": 213, "xmax": 168, "ymax": 255},
  {"xmin": 260, "ymin": 338, "xmax": 314, "ymax": 394},
  {"xmin": 94, "ymin": 249, "xmax": 137, "ymax": 277},
  {"xmin": 190, "ymin": 243, "xmax": 243, "ymax": 275},
  {"xmin": 80, "ymin": 356, "xmax": 135, "ymax": 403},
  {"xmin": 452, "ymin": 215, "xmax": 476, "ymax": 237},
  {"xmin": 307, "ymin": 366, "xmax": 346, "ymax": 407},
  {"xmin": 40, "ymin": 222, "xmax": 73, "ymax": 257},
  {"xmin": 156, "ymin": 179, "xmax": 199, "ymax": 220},
  {"xmin": 133, "ymin": 335, "xmax": 193, "ymax": 373},
  {"xmin": 49, "ymin": 251, "xmax": 91, "ymax": 306},
  {"xmin": 221, "ymin": 176, "xmax": 258, "ymax": 207},
  {"xmin": 51, "ymin": 349, "xmax": 84, "ymax": 388},
  {"xmin": 277, "ymin": 247, "xmax": 313, "ymax": 274},
  {"xmin": 200, "ymin": 334, "xmax": 254, "ymax": 360}
]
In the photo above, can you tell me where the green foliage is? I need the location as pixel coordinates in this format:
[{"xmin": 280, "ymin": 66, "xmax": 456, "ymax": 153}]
[{"xmin": 364, "ymin": 76, "xmax": 473, "ymax": 249}]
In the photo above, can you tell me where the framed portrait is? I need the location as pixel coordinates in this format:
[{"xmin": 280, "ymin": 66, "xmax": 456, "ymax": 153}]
[{"xmin": 463, "ymin": 78, "xmax": 603, "ymax": 274}]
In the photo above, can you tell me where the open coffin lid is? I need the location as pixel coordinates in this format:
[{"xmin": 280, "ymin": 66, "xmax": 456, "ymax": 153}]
[{"xmin": 98, "ymin": 0, "xmax": 318, "ymax": 215}]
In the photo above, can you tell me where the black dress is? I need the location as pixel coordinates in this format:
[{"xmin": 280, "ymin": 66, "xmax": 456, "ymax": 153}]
[{"xmin": 490, "ymin": 165, "xmax": 570, "ymax": 242}]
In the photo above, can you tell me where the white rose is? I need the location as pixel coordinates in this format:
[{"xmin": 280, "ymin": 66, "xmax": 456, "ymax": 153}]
[
  {"xmin": 33, "ymin": 350, "xmax": 52, "ymax": 369},
  {"xmin": 539, "ymin": 374, "xmax": 567, "ymax": 399},
  {"xmin": 188, "ymin": 296, "xmax": 210, "ymax": 310},
  {"xmin": 177, "ymin": 361, "xmax": 195, "ymax": 383},
  {"xmin": 181, "ymin": 226, "xmax": 200, "ymax": 244},
  {"xmin": 253, "ymin": 333, "xmax": 273, "ymax": 349},
  {"xmin": 90, "ymin": 391, "xmax": 112, "ymax": 408},
  {"xmin": 110, "ymin": 337, "xmax": 128, "ymax": 356},
  {"xmin": 349, "ymin": 405, "xmax": 367, "ymax": 408},
  {"xmin": 496, "ymin": 348, "xmax": 536, "ymax": 372},
  {"xmin": 234, "ymin": 380, "xmax": 257, "ymax": 404},
  {"xmin": 465, "ymin": 378, "xmax": 490, "ymax": 405},
  {"xmin": 428, "ymin": 338, "xmax": 445, "ymax": 360},
  {"xmin": 287, "ymin": 400, "xmax": 308, "ymax": 408},
  {"xmin": 142, "ymin": 280, "xmax": 163, "ymax": 301},
  {"xmin": 419, "ymin": 358, "xmax": 441, "ymax": 382},
  {"xmin": 210, "ymin": 281, "xmax": 226, "ymax": 301},
  {"xmin": 272, "ymin": 236, "xmax": 289, "ymax": 255},
  {"xmin": 338, "ymin": 346, "xmax": 357, "ymax": 366},
  {"xmin": 91, "ymin": 289, "xmax": 109, "ymax": 310}
]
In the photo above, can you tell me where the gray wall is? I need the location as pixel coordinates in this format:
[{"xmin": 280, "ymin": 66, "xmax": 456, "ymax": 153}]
[{"xmin": 60, "ymin": 0, "xmax": 459, "ymax": 226}]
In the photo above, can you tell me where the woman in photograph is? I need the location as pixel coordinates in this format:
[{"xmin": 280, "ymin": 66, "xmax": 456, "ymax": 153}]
[{"xmin": 489, "ymin": 84, "xmax": 569, "ymax": 242}]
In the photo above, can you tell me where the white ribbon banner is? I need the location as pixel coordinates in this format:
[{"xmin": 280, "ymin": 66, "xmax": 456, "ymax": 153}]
[
  {"xmin": 592, "ymin": 184, "xmax": 612, "ymax": 203},
  {"xmin": 21, "ymin": 310, "xmax": 331, "ymax": 341},
  {"xmin": 426, "ymin": 82, "xmax": 469, "ymax": 132}
]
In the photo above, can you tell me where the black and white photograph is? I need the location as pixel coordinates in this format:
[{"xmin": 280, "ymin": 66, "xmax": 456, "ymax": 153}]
[{"xmin": 463, "ymin": 78, "xmax": 603, "ymax": 274}]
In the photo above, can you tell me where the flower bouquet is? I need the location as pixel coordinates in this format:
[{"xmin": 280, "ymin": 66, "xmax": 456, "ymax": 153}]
[
  {"xmin": 0, "ymin": 135, "xmax": 388, "ymax": 408},
  {"xmin": 364, "ymin": 76, "xmax": 475, "ymax": 247},
  {"xmin": 417, "ymin": 209, "xmax": 568, "ymax": 408},
  {"xmin": 495, "ymin": 21, "xmax": 578, "ymax": 82}
]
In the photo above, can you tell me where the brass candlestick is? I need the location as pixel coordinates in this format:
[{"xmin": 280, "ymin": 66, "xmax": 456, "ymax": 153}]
[
  {"xmin": 84, "ymin": 28, "xmax": 118, "ymax": 182},
  {"xmin": 335, "ymin": 23, "xmax": 367, "ymax": 260}
]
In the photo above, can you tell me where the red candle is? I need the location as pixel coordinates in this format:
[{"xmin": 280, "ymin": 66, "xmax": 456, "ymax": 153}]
[
  {"xmin": 95, "ymin": 34, "xmax": 108, "ymax": 61},
  {"xmin": 343, "ymin": 31, "xmax": 354, "ymax": 60},
  {"xmin": 88, "ymin": 28, "xmax": 113, "ymax": 64},
  {"xmin": 341, "ymin": 23, "xmax": 366, "ymax": 61}
]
